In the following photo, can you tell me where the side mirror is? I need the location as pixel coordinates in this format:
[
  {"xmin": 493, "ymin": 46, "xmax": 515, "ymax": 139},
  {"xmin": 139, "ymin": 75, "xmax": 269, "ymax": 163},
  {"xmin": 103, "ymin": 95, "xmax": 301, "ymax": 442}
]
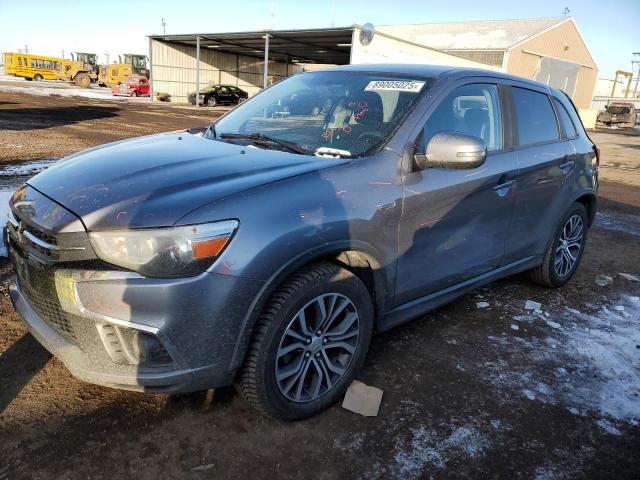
[{"xmin": 414, "ymin": 132, "xmax": 487, "ymax": 170}]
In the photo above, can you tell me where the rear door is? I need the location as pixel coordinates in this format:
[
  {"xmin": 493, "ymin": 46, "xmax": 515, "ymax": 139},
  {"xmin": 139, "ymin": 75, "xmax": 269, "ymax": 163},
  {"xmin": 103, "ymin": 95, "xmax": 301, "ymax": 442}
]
[
  {"xmin": 395, "ymin": 80, "xmax": 518, "ymax": 305},
  {"xmin": 503, "ymin": 84, "xmax": 575, "ymax": 263},
  {"xmin": 218, "ymin": 86, "xmax": 233, "ymax": 103}
]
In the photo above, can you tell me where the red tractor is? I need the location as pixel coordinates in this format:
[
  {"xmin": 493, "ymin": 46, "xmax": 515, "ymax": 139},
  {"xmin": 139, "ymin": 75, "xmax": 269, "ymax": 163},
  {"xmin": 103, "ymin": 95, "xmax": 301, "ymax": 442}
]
[{"xmin": 111, "ymin": 75, "xmax": 150, "ymax": 97}]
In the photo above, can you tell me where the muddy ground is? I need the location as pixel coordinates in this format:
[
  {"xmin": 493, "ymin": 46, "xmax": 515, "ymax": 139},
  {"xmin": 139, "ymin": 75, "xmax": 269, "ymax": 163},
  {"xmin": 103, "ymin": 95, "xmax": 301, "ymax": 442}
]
[{"xmin": 0, "ymin": 90, "xmax": 639, "ymax": 479}]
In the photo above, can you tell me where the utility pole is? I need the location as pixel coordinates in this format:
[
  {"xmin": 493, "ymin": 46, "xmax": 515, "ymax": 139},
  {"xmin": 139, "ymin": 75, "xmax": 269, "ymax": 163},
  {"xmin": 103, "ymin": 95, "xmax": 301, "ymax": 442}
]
[
  {"xmin": 269, "ymin": 2, "xmax": 275, "ymax": 29},
  {"xmin": 330, "ymin": 0, "xmax": 336, "ymax": 28},
  {"xmin": 632, "ymin": 52, "xmax": 640, "ymax": 98},
  {"xmin": 162, "ymin": 17, "xmax": 166, "ymax": 35},
  {"xmin": 24, "ymin": 44, "xmax": 29, "ymax": 54}
]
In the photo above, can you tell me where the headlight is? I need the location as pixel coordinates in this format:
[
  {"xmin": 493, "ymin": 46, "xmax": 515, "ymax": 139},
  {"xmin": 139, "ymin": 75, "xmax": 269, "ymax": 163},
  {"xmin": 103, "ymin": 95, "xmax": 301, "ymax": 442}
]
[{"xmin": 89, "ymin": 220, "xmax": 238, "ymax": 278}]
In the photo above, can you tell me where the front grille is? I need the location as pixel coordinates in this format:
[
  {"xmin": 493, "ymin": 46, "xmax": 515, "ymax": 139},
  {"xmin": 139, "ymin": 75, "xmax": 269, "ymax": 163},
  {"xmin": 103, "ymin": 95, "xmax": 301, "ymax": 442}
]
[
  {"xmin": 8, "ymin": 233, "xmax": 80, "ymax": 344},
  {"xmin": 19, "ymin": 275, "xmax": 78, "ymax": 343}
]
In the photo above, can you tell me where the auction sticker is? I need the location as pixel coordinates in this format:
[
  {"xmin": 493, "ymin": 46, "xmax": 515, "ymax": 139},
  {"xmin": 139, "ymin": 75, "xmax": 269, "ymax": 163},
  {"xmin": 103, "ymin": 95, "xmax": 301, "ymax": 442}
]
[{"xmin": 365, "ymin": 80, "xmax": 425, "ymax": 92}]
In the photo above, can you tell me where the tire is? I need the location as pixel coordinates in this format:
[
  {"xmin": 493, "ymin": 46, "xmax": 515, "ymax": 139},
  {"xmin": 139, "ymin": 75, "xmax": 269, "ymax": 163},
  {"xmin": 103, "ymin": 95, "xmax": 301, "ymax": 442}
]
[
  {"xmin": 236, "ymin": 262, "xmax": 374, "ymax": 420},
  {"xmin": 75, "ymin": 73, "xmax": 91, "ymax": 88},
  {"xmin": 34, "ymin": 74, "xmax": 43, "ymax": 82},
  {"xmin": 206, "ymin": 96, "xmax": 217, "ymax": 107},
  {"xmin": 130, "ymin": 90, "xmax": 138, "ymax": 97},
  {"xmin": 529, "ymin": 202, "xmax": 588, "ymax": 288}
]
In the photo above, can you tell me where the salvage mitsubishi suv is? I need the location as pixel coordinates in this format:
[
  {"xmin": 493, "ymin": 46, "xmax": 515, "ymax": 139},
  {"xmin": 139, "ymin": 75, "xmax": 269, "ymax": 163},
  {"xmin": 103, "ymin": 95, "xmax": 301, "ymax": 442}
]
[{"xmin": 6, "ymin": 65, "xmax": 598, "ymax": 420}]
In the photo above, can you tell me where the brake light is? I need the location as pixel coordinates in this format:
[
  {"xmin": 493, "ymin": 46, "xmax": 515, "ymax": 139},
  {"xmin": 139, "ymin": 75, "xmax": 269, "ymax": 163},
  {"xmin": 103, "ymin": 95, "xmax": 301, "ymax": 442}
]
[{"xmin": 592, "ymin": 144, "xmax": 600, "ymax": 167}]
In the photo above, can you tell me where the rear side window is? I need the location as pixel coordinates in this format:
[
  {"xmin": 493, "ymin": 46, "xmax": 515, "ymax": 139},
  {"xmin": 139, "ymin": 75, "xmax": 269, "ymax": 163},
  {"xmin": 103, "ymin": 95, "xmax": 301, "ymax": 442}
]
[
  {"xmin": 553, "ymin": 98, "xmax": 577, "ymax": 138},
  {"xmin": 512, "ymin": 87, "xmax": 559, "ymax": 146}
]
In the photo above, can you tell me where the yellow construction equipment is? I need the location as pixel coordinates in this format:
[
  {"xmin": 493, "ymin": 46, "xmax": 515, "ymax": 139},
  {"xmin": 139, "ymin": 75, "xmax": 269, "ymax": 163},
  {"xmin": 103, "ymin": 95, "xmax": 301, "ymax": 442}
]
[
  {"xmin": 56, "ymin": 52, "xmax": 99, "ymax": 88},
  {"xmin": 610, "ymin": 70, "xmax": 633, "ymax": 97},
  {"xmin": 98, "ymin": 54, "xmax": 148, "ymax": 87}
]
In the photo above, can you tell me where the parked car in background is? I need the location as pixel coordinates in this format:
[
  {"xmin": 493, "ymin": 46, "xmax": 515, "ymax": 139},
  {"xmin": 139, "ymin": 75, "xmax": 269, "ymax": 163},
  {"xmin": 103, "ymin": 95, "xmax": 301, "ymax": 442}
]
[
  {"xmin": 111, "ymin": 75, "xmax": 150, "ymax": 97},
  {"xmin": 188, "ymin": 84, "xmax": 248, "ymax": 106},
  {"xmin": 6, "ymin": 65, "xmax": 598, "ymax": 421},
  {"xmin": 596, "ymin": 101, "xmax": 638, "ymax": 128}
]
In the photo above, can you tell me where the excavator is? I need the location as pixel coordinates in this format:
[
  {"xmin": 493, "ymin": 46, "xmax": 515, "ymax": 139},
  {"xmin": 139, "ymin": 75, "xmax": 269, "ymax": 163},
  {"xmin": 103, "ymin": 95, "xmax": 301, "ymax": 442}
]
[
  {"xmin": 98, "ymin": 54, "xmax": 149, "ymax": 88},
  {"xmin": 56, "ymin": 52, "xmax": 99, "ymax": 88}
]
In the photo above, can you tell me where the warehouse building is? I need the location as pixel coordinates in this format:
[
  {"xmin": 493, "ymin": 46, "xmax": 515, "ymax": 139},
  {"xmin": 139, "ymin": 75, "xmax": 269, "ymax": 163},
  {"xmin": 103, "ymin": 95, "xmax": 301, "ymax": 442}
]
[{"xmin": 147, "ymin": 16, "xmax": 597, "ymax": 108}]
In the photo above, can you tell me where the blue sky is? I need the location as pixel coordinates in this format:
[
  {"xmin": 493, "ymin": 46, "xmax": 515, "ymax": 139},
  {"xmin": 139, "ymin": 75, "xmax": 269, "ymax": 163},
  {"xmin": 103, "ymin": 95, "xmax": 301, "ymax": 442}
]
[{"xmin": 0, "ymin": 0, "xmax": 638, "ymax": 79}]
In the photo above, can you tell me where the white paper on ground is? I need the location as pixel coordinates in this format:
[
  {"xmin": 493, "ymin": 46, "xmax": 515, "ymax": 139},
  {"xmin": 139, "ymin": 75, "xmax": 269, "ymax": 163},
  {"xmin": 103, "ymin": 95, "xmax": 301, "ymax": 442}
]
[{"xmin": 342, "ymin": 380, "xmax": 383, "ymax": 417}]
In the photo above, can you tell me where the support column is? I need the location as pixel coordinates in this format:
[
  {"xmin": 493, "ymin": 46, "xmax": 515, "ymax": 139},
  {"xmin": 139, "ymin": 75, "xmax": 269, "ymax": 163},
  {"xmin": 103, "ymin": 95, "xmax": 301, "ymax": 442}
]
[
  {"xmin": 196, "ymin": 36, "xmax": 200, "ymax": 107},
  {"xmin": 263, "ymin": 33, "xmax": 270, "ymax": 89},
  {"xmin": 148, "ymin": 38, "xmax": 153, "ymax": 101}
]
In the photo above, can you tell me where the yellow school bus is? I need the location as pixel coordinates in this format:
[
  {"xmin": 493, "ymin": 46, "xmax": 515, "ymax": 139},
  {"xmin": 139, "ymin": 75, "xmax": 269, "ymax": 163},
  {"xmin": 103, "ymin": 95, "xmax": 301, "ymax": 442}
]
[
  {"xmin": 3, "ymin": 52, "xmax": 17, "ymax": 75},
  {"xmin": 4, "ymin": 53, "xmax": 64, "ymax": 81}
]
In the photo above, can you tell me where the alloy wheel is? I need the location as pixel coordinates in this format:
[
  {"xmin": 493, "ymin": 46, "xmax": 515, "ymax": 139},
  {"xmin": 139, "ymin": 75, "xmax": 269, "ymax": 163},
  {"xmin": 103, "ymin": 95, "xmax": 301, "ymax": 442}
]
[
  {"xmin": 275, "ymin": 293, "xmax": 360, "ymax": 403},
  {"xmin": 554, "ymin": 214, "xmax": 584, "ymax": 277}
]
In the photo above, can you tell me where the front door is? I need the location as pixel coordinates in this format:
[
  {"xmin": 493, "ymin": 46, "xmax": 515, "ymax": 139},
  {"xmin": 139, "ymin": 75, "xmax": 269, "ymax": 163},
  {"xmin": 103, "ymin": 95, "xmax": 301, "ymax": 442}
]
[{"xmin": 395, "ymin": 82, "xmax": 518, "ymax": 306}]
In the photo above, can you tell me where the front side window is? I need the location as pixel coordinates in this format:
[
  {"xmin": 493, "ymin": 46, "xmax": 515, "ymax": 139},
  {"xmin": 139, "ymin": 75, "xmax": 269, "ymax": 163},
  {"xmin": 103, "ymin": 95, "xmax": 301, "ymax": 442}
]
[
  {"xmin": 420, "ymin": 83, "xmax": 503, "ymax": 152},
  {"xmin": 553, "ymin": 98, "xmax": 577, "ymax": 138},
  {"xmin": 214, "ymin": 71, "xmax": 431, "ymax": 157},
  {"xmin": 512, "ymin": 87, "xmax": 559, "ymax": 146}
]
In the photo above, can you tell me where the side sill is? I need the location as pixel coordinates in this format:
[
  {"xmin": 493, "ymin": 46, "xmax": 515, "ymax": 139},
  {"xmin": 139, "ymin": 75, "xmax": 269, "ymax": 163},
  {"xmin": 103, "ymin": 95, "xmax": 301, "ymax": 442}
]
[{"xmin": 378, "ymin": 256, "xmax": 541, "ymax": 332}]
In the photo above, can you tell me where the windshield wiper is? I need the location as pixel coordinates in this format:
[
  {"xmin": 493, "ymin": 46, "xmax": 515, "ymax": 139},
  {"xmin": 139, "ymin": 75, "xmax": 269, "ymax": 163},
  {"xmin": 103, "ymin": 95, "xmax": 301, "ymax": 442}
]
[{"xmin": 219, "ymin": 133, "xmax": 309, "ymax": 155}]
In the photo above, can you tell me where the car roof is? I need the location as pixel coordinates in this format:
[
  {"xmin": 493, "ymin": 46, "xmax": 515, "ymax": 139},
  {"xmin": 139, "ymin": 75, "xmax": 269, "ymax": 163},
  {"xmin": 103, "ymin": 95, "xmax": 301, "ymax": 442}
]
[{"xmin": 316, "ymin": 63, "xmax": 556, "ymax": 94}]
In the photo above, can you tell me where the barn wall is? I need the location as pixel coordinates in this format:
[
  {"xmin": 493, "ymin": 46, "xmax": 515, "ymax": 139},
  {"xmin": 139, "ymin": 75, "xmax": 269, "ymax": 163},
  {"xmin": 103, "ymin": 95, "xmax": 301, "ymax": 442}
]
[
  {"xmin": 150, "ymin": 40, "xmax": 293, "ymax": 103},
  {"xmin": 506, "ymin": 20, "xmax": 598, "ymax": 109}
]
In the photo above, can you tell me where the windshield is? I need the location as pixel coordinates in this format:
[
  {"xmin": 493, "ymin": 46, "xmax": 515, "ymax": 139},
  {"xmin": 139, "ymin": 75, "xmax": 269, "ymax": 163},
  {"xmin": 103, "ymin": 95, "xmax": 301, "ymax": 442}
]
[{"xmin": 213, "ymin": 71, "xmax": 431, "ymax": 157}]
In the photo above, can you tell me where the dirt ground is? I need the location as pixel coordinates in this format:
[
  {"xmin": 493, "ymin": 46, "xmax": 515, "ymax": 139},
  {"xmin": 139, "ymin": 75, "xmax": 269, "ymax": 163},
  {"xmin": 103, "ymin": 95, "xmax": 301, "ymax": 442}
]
[{"xmin": 0, "ymin": 90, "xmax": 639, "ymax": 479}]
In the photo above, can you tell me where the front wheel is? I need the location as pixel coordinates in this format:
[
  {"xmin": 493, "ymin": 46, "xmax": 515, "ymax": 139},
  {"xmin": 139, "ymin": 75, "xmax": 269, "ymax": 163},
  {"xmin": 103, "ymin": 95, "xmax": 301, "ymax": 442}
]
[
  {"xmin": 206, "ymin": 96, "xmax": 217, "ymax": 107},
  {"xmin": 236, "ymin": 262, "xmax": 374, "ymax": 420},
  {"xmin": 34, "ymin": 74, "xmax": 43, "ymax": 81},
  {"xmin": 529, "ymin": 202, "xmax": 588, "ymax": 288},
  {"xmin": 130, "ymin": 90, "xmax": 138, "ymax": 97},
  {"xmin": 74, "ymin": 73, "xmax": 91, "ymax": 88}
]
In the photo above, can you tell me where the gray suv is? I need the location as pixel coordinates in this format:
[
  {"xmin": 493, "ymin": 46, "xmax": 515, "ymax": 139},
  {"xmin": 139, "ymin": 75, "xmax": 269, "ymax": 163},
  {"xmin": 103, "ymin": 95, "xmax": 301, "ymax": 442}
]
[{"xmin": 6, "ymin": 65, "xmax": 598, "ymax": 420}]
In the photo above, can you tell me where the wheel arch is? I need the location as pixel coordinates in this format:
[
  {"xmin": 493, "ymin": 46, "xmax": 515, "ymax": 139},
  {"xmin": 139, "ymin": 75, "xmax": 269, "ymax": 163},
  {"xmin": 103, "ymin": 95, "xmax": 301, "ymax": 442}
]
[
  {"xmin": 228, "ymin": 240, "xmax": 389, "ymax": 372},
  {"xmin": 574, "ymin": 191, "xmax": 597, "ymax": 227}
]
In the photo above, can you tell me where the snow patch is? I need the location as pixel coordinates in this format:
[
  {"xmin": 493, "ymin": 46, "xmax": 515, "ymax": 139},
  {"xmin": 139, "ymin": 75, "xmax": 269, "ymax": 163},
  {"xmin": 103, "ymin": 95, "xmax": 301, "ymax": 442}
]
[
  {"xmin": 0, "ymin": 84, "xmax": 142, "ymax": 101},
  {"xmin": 595, "ymin": 212, "xmax": 640, "ymax": 237},
  {"xmin": 392, "ymin": 425, "xmax": 486, "ymax": 478},
  {"xmin": 487, "ymin": 295, "xmax": 640, "ymax": 428}
]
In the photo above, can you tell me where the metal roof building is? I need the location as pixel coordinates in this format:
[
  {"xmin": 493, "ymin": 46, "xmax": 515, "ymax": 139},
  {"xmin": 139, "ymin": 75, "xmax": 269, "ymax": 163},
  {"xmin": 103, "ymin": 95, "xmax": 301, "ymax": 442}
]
[
  {"xmin": 378, "ymin": 17, "xmax": 598, "ymax": 108},
  {"xmin": 147, "ymin": 17, "xmax": 598, "ymax": 108}
]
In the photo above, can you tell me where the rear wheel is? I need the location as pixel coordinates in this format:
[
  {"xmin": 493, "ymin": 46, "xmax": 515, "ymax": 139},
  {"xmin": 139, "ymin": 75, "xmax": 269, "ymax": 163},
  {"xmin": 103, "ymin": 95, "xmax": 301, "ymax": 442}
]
[
  {"xmin": 236, "ymin": 262, "xmax": 374, "ymax": 420},
  {"xmin": 529, "ymin": 202, "xmax": 588, "ymax": 288},
  {"xmin": 33, "ymin": 74, "xmax": 43, "ymax": 81},
  {"xmin": 75, "ymin": 73, "xmax": 91, "ymax": 88}
]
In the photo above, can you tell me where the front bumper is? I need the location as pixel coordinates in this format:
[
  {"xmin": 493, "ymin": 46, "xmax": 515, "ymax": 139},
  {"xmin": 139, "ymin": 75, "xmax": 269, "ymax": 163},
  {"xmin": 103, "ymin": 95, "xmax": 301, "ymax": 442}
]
[{"xmin": 9, "ymin": 268, "xmax": 264, "ymax": 393}]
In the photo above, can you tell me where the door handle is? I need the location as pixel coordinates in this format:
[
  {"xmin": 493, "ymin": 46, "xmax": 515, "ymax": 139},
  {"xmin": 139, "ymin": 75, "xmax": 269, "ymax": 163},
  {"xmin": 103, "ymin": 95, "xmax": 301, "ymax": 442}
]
[
  {"xmin": 560, "ymin": 159, "xmax": 575, "ymax": 174},
  {"xmin": 493, "ymin": 179, "xmax": 515, "ymax": 197}
]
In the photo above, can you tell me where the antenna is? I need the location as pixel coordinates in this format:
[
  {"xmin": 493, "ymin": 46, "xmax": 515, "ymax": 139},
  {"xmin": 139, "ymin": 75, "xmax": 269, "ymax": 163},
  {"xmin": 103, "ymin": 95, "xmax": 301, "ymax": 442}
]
[
  {"xmin": 562, "ymin": 6, "xmax": 570, "ymax": 16},
  {"xmin": 161, "ymin": 17, "xmax": 166, "ymax": 35}
]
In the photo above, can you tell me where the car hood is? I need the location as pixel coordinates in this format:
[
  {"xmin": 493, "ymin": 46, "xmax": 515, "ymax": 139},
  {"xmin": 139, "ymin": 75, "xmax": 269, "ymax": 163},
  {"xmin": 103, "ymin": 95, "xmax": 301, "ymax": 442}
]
[{"xmin": 28, "ymin": 132, "xmax": 344, "ymax": 230}]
